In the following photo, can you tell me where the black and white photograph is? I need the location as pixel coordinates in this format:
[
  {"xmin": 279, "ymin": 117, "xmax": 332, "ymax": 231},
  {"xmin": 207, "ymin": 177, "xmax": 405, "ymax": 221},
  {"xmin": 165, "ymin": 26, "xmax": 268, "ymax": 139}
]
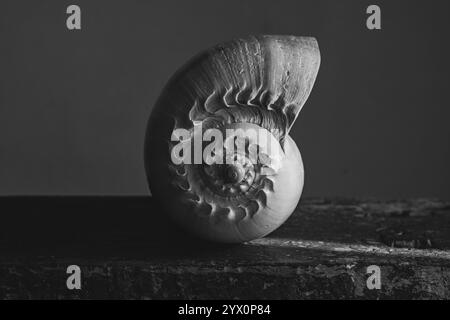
[{"xmin": 0, "ymin": 0, "xmax": 449, "ymax": 306}]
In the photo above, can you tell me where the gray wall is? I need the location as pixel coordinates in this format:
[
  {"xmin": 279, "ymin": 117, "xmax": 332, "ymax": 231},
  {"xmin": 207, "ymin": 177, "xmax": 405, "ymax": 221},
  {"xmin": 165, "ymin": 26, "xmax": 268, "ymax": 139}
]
[{"xmin": 1, "ymin": 0, "xmax": 449, "ymax": 199}]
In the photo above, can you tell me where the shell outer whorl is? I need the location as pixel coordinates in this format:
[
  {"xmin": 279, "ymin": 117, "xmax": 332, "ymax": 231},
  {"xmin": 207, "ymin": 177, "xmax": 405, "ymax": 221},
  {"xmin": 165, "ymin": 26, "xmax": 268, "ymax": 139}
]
[{"xmin": 164, "ymin": 35, "xmax": 321, "ymax": 140}]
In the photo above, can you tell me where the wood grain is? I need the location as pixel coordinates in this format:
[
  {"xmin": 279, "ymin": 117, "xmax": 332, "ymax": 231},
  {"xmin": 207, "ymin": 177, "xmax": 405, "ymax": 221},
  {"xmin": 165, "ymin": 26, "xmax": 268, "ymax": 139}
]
[{"xmin": 0, "ymin": 197, "xmax": 449, "ymax": 299}]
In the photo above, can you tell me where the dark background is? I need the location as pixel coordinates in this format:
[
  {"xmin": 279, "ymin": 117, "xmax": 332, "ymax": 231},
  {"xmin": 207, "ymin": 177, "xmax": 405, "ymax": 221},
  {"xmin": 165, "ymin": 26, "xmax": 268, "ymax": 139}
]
[{"xmin": 0, "ymin": 0, "xmax": 449, "ymax": 199}]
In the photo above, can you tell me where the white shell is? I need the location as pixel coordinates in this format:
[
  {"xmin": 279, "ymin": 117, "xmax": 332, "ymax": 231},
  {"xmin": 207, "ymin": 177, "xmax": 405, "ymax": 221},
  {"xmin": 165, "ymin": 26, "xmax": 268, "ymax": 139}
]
[{"xmin": 145, "ymin": 35, "xmax": 320, "ymax": 243}]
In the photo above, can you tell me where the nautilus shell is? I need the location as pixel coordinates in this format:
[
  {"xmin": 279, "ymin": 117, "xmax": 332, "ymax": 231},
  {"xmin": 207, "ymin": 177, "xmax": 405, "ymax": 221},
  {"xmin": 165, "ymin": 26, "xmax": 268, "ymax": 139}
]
[{"xmin": 145, "ymin": 35, "xmax": 320, "ymax": 243}]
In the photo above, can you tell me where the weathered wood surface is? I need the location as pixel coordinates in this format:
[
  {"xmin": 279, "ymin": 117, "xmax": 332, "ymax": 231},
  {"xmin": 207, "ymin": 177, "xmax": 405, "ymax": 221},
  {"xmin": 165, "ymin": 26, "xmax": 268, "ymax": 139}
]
[{"xmin": 0, "ymin": 197, "xmax": 449, "ymax": 299}]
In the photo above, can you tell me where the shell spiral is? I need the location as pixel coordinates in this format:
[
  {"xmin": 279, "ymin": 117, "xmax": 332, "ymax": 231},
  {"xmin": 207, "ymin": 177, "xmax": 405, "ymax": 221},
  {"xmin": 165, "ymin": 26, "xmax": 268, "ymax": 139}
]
[{"xmin": 145, "ymin": 35, "xmax": 320, "ymax": 243}]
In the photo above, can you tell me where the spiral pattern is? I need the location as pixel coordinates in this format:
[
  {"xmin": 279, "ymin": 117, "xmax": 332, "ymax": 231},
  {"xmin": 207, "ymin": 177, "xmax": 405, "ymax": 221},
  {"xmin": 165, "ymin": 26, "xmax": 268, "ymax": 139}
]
[{"xmin": 168, "ymin": 115, "xmax": 278, "ymax": 222}]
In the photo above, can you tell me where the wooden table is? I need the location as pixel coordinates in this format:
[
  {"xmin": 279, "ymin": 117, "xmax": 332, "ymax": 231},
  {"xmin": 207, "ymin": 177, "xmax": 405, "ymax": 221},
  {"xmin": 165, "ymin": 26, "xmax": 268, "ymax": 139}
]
[{"xmin": 0, "ymin": 197, "xmax": 449, "ymax": 299}]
